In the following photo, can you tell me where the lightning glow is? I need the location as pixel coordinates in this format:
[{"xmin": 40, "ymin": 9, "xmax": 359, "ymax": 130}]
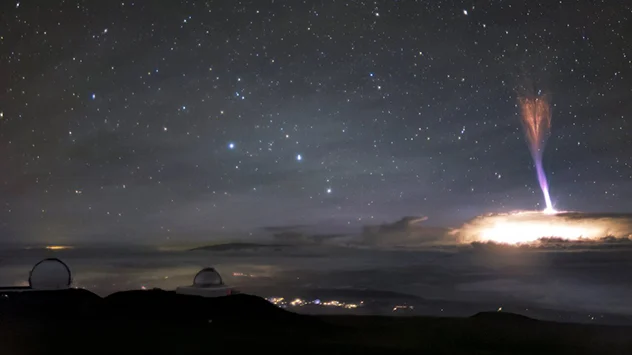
[
  {"xmin": 45, "ymin": 245, "xmax": 74, "ymax": 250},
  {"xmin": 518, "ymin": 95, "xmax": 554, "ymax": 212},
  {"xmin": 449, "ymin": 93, "xmax": 629, "ymax": 245},
  {"xmin": 453, "ymin": 211, "xmax": 632, "ymax": 245}
]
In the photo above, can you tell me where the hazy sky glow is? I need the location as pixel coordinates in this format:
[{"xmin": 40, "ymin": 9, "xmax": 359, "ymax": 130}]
[
  {"xmin": 2, "ymin": 242, "xmax": 632, "ymax": 323},
  {"xmin": 1, "ymin": 1, "xmax": 631, "ymax": 243}
]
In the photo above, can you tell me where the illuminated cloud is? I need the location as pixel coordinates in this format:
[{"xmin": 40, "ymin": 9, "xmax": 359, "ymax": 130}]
[{"xmin": 452, "ymin": 211, "xmax": 632, "ymax": 245}]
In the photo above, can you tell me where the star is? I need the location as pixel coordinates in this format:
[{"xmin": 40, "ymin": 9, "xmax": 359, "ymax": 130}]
[
  {"xmin": 296, "ymin": 154, "xmax": 302, "ymax": 161},
  {"xmin": 228, "ymin": 142, "xmax": 235, "ymax": 149}
]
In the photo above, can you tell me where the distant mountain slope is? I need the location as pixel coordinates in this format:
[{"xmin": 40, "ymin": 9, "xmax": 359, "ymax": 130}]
[{"xmin": 0, "ymin": 289, "xmax": 631, "ymax": 354}]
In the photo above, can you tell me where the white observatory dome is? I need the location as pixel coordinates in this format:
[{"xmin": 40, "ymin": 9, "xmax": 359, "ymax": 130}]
[
  {"xmin": 193, "ymin": 267, "xmax": 224, "ymax": 287},
  {"xmin": 29, "ymin": 258, "xmax": 72, "ymax": 290}
]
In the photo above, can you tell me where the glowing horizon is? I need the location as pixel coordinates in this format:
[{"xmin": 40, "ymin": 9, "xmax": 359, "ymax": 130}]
[{"xmin": 45, "ymin": 245, "xmax": 73, "ymax": 250}]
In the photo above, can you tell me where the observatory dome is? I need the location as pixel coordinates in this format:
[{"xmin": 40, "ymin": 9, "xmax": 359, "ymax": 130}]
[
  {"xmin": 176, "ymin": 267, "xmax": 232, "ymax": 298},
  {"xmin": 193, "ymin": 267, "xmax": 224, "ymax": 287},
  {"xmin": 29, "ymin": 258, "xmax": 72, "ymax": 290}
]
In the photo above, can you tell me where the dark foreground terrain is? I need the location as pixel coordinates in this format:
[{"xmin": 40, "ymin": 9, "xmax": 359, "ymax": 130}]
[{"xmin": 1, "ymin": 289, "xmax": 630, "ymax": 354}]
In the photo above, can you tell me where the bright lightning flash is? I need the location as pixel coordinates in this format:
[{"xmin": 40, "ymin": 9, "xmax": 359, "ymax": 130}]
[{"xmin": 453, "ymin": 211, "xmax": 632, "ymax": 245}]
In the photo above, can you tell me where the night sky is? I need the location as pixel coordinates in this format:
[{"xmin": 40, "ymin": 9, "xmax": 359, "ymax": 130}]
[{"xmin": 1, "ymin": 1, "xmax": 631, "ymax": 243}]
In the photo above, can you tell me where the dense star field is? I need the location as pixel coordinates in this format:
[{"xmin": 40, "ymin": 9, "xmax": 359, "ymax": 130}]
[{"xmin": 0, "ymin": 1, "xmax": 631, "ymax": 242}]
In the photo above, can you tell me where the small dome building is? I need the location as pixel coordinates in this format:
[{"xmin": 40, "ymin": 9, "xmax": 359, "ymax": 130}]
[
  {"xmin": 193, "ymin": 268, "xmax": 224, "ymax": 287},
  {"xmin": 176, "ymin": 267, "xmax": 232, "ymax": 298},
  {"xmin": 29, "ymin": 258, "xmax": 72, "ymax": 290}
]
